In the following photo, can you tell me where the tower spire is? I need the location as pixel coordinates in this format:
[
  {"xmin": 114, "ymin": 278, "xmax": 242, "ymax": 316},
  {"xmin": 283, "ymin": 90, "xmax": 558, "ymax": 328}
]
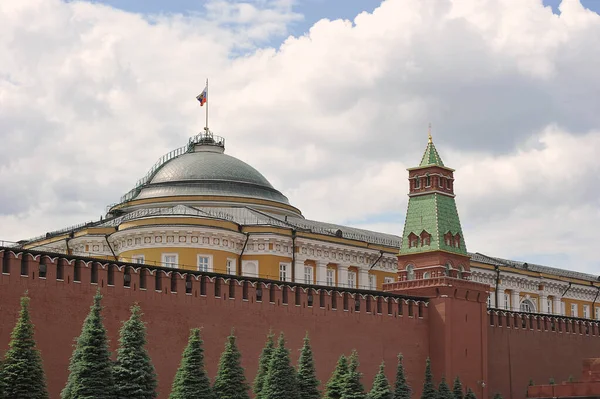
[{"xmin": 428, "ymin": 123, "xmax": 432, "ymax": 144}]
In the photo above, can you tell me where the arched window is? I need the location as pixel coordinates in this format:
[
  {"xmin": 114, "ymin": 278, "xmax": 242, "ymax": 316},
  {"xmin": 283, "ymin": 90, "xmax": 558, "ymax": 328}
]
[
  {"xmin": 406, "ymin": 265, "xmax": 415, "ymax": 281},
  {"xmin": 445, "ymin": 262, "xmax": 452, "ymax": 276},
  {"xmin": 520, "ymin": 298, "xmax": 536, "ymax": 313},
  {"xmin": 408, "ymin": 233, "xmax": 419, "ymax": 248},
  {"xmin": 423, "ymin": 272, "xmax": 430, "ymax": 279},
  {"xmin": 457, "ymin": 265, "xmax": 465, "ymax": 279},
  {"xmin": 420, "ymin": 230, "xmax": 431, "ymax": 246}
]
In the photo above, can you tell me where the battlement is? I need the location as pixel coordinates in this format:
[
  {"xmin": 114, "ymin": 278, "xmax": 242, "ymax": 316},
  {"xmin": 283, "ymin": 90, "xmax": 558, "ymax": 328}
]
[
  {"xmin": 0, "ymin": 246, "xmax": 429, "ymax": 320},
  {"xmin": 488, "ymin": 309, "xmax": 600, "ymax": 336}
]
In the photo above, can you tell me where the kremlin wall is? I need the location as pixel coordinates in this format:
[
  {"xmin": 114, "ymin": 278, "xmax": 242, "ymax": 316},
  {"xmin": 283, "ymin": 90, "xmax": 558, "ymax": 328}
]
[{"xmin": 2, "ymin": 129, "xmax": 600, "ymax": 398}]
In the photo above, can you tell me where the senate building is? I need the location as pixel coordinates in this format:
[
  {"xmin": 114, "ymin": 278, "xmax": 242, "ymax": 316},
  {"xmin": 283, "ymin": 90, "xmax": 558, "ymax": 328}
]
[{"xmin": 17, "ymin": 128, "xmax": 600, "ymax": 320}]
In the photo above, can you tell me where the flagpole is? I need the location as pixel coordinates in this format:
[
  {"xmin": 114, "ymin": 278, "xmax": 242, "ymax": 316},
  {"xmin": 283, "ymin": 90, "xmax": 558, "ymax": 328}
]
[{"xmin": 205, "ymin": 78, "xmax": 209, "ymax": 133}]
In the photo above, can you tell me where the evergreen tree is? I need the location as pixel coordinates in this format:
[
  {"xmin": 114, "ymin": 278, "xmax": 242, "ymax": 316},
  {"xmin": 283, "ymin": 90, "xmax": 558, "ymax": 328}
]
[
  {"xmin": 367, "ymin": 362, "xmax": 392, "ymax": 399},
  {"xmin": 549, "ymin": 378, "xmax": 555, "ymax": 385},
  {"xmin": 420, "ymin": 358, "xmax": 436, "ymax": 399},
  {"xmin": 61, "ymin": 290, "xmax": 115, "ymax": 399},
  {"xmin": 437, "ymin": 377, "xmax": 453, "ymax": 399},
  {"xmin": 493, "ymin": 394, "xmax": 503, "ymax": 399},
  {"xmin": 1, "ymin": 295, "xmax": 48, "ymax": 399},
  {"xmin": 253, "ymin": 331, "xmax": 275, "ymax": 399},
  {"xmin": 169, "ymin": 328, "xmax": 213, "ymax": 399},
  {"xmin": 464, "ymin": 388, "xmax": 477, "ymax": 399},
  {"xmin": 114, "ymin": 305, "xmax": 158, "ymax": 399},
  {"xmin": 393, "ymin": 354, "xmax": 411, "ymax": 399},
  {"xmin": 263, "ymin": 333, "xmax": 299, "ymax": 399},
  {"xmin": 341, "ymin": 350, "xmax": 366, "ymax": 399},
  {"xmin": 0, "ymin": 359, "xmax": 5, "ymax": 399},
  {"xmin": 297, "ymin": 333, "xmax": 320, "ymax": 399},
  {"xmin": 213, "ymin": 331, "xmax": 250, "ymax": 399},
  {"xmin": 452, "ymin": 377, "xmax": 463, "ymax": 399},
  {"xmin": 324, "ymin": 355, "xmax": 349, "ymax": 399}
]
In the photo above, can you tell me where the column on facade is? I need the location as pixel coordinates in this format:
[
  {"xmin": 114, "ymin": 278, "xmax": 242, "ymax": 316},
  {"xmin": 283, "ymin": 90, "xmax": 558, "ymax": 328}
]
[
  {"xmin": 358, "ymin": 268, "xmax": 370, "ymax": 290},
  {"xmin": 539, "ymin": 292, "xmax": 548, "ymax": 314},
  {"xmin": 316, "ymin": 261, "xmax": 328, "ymax": 286},
  {"xmin": 553, "ymin": 296, "xmax": 563, "ymax": 315},
  {"xmin": 511, "ymin": 290, "xmax": 521, "ymax": 312},
  {"xmin": 338, "ymin": 264, "xmax": 349, "ymax": 288},
  {"xmin": 294, "ymin": 258, "xmax": 306, "ymax": 283}
]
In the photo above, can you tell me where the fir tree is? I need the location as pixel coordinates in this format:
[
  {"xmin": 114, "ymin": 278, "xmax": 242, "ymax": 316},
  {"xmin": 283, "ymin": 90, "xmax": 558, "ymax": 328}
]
[
  {"xmin": 452, "ymin": 377, "xmax": 463, "ymax": 399},
  {"xmin": 114, "ymin": 305, "xmax": 158, "ymax": 399},
  {"xmin": 464, "ymin": 388, "xmax": 477, "ymax": 399},
  {"xmin": 1, "ymin": 295, "xmax": 49, "ymax": 399},
  {"xmin": 169, "ymin": 328, "xmax": 213, "ymax": 399},
  {"xmin": 393, "ymin": 354, "xmax": 411, "ymax": 399},
  {"xmin": 213, "ymin": 331, "xmax": 250, "ymax": 399},
  {"xmin": 253, "ymin": 331, "xmax": 275, "ymax": 399},
  {"xmin": 341, "ymin": 350, "xmax": 366, "ymax": 399},
  {"xmin": 324, "ymin": 355, "xmax": 349, "ymax": 399},
  {"xmin": 493, "ymin": 394, "xmax": 503, "ymax": 399},
  {"xmin": 367, "ymin": 362, "xmax": 392, "ymax": 399},
  {"xmin": 297, "ymin": 333, "xmax": 320, "ymax": 399},
  {"xmin": 263, "ymin": 333, "xmax": 299, "ymax": 399},
  {"xmin": 0, "ymin": 359, "xmax": 5, "ymax": 399},
  {"xmin": 420, "ymin": 358, "xmax": 436, "ymax": 399},
  {"xmin": 438, "ymin": 377, "xmax": 453, "ymax": 399},
  {"xmin": 61, "ymin": 290, "xmax": 115, "ymax": 399},
  {"xmin": 549, "ymin": 378, "xmax": 555, "ymax": 385}
]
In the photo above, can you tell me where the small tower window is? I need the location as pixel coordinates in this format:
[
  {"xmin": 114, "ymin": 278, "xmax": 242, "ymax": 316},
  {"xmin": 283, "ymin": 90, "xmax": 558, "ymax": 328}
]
[
  {"xmin": 438, "ymin": 176, "xmax": 443, "ymax": 188},
  {"xmin": 414, "ymin": 176, "xmax": 421, "ymax": 189},
  {"xmin": 444, "ymin": 232, "xmax": 452, "ymax": 246},
  {"xmin": 454, "ymin": 233, "xmax": 461, "ymax": 248},
  {"xmin": 426, "ymin": 175, "xmax": 431, "ymax": 187},
  {"xmin": 408, "ymin": 233, "xmax": 419, "ymax": 248},
  {"xmin": 406, "ymin": 264, "xmax": 415, "ymax": 281},
  {"xmin": 420, "ymin": 230, "xmax": 431, "ymax": 246}
]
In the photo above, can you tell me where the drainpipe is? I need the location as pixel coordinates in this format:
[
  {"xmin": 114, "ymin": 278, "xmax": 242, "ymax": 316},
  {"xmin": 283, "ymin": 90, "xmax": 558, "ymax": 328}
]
[
  {"xmin": 104, "ymin": 234, "xmax": 118, "ymax": 261},
  {"xmin": 494, "ymin": 265, "xmax": 501, "ymax": 309},
  {"xmin": 561, "ymin": 282, "xmax": 573, "ymax": 297},
  {"xmin": 291, "ymin": 229, "xmax": 297, "ymax": 282},
  {"xmin": 591, "ymin": 280, "xmax": 600, "ymax": 314},
  {"xmin": 369, "ymin": 251, "xmax": 384, "ymax": 270},
  {"xmin": 65, "ymin": 232, "xmax": 74, "ymax": 255},
  {"xmin": 237, "ymin": 232, "xmax": 250, "ymax": 276}
]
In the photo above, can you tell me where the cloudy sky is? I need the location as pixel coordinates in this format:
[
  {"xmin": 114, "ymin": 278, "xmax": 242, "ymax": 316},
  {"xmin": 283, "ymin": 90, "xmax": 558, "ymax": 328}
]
[{"xmin": 1, "ymin": 0, "xmax": 600, "ymax": 274}]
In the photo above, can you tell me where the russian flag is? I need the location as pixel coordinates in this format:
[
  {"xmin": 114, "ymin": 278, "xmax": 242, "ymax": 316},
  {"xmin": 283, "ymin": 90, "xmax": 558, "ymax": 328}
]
[{"xmin": 196, "ymin": 87, "xmax": 207, "ymax": 106}]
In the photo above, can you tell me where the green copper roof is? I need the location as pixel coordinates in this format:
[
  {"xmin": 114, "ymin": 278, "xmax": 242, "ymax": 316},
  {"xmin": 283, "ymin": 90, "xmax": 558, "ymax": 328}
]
[
  {"xmin": 419, "ymin": 140, "xmax": 445, "ymax": 167},
  {"xmin": 400, "ymin": 193, "xmax": 467, "ymax": 255}
]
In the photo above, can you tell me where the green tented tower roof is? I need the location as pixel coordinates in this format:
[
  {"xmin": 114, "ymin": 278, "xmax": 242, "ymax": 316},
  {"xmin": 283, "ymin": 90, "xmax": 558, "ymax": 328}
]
[{"xmin": 419, "ymin": 138, "xmax": 445, "ymax": 167}]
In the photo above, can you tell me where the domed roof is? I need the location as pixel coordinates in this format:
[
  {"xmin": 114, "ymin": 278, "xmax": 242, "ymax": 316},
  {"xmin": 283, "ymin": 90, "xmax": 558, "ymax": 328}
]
[{"xmin": 132, "ymin": 134, "xmax": 292, "ymax": 207}]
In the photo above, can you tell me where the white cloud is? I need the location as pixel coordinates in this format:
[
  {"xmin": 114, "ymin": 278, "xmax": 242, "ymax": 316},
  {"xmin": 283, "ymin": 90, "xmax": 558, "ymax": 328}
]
[{"xmin": 1, "ymin": 0, "xmax": 600, "ymax": 273}]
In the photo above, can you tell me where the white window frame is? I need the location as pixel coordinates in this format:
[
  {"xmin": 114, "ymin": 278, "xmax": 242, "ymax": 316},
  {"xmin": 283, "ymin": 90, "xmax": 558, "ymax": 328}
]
[
  {"xmin": 326, "ymin": 268, "xmax": 335, "ymax": 286},
  {"xmin": 571, "ymin": 304, "xmax": 578, "ymax": 317},
  {"xmin": 384, "ymin": 276, "xmax": 394, "ymax": 284},
  {"xmin": 131, "ymin": 255, "xmax": 145, "ymax": 264},
  {"xmin": 242, "ymin": 261, "xmax": 259, "ymax": 278},
  {"xmin": 304, "ymin": 265, "xmax": 314, "ymax": 285},
  {"xmin": 583, "ymin": 305, "xmax": 590, "ymax": 319},
  {"xmin": 504, "ymin": 293, "xmax": 510, "ymax": 310},
  {"xmin": 348, "ymin": 271, "xmax": 356, "ymax": 288},
  {"xmin": 279, "ymin": 263, "xmax": 290, "ymax": 282},
  {"xmin": 368, "ymin": 274, "xmax": 376, "ymax": 290},
  {"xmin": 197, "ymin": 254, "xmax": 213, "ymax": 272},
  {"xmin": 595, "ymin": 307, "xmax": 600, "ymax": 320},
  {"xmin": 226, "ymin": 258, "xmax": 236, "ymax": 275},
  {"xmin": 162, "ymin": 253, "xmax": 178, "ymax": 268}
]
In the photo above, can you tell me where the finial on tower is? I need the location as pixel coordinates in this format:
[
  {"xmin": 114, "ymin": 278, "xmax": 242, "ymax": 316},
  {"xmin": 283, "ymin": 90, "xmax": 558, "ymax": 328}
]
[{"xmin": 428, "ymin": 123, "xmax": 432, "ymax": 144}]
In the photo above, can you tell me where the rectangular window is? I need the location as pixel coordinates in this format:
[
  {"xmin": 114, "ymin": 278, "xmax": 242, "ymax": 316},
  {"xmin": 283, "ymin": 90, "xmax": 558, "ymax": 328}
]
[
  {"xmin": 414, "ymin": 177, "xmax": 421, "ymax": 189},
  {"xmin": 132, "ymin": 255, "xmax": 145, "ymax": 264},
  {"xmin": 197, "ymin": 255, "xmax": 211, "ymax": 272},
  {"xmin": 571, "ymin": 304, "xmax": 578, "ymax": 317},
  {"xmin": 583, "ymin": 305, "xmax": 590, "ymax": 319},
  {"xmin": 162, "ymin": 254, "xmax": 178, "ymax": 268},
  {"xmin": 596, "ymin": 307, "xmax": 600, "ymax": 320},
  {"xmin": 348, "ymin": 271, "xmax": 356, "ymax": 288},
  {"xmin": 279, "ymin": 263, "xmax": 289, "ymax": 282},
  {"xmin": 384, "ymin": 276, "xmax": 394, "ymax": 284},
  {"xmin": 368, "ymin": 274, "xmax": 376, "ymax": 291},
  {"xmin": 226, "ymin": 259, "xmax": 235, "ymax": 275},
  {"xmin": 326, "ymin": 269, "xmax": 335, "ymax": 286},
  {"xmin": 504, "ymin": 293, "xmax": 509, "ymax": 310},
  {"xmin": 547, "ymin": 299, "xmax": 553, "ymax": 314},
  {"xmin": 304, "ymin": 265, "xmax": 314, "ymax": 285}
]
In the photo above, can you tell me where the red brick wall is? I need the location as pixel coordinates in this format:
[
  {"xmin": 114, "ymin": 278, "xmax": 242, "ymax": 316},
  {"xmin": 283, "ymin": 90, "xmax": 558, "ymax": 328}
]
[
  {"xmin": 488, "ymin": 311, "xmax": 600, "ymax": 398},
  {"xmin": 0, "ymin": 250, "xmax": 430, "ymax": 399}
]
